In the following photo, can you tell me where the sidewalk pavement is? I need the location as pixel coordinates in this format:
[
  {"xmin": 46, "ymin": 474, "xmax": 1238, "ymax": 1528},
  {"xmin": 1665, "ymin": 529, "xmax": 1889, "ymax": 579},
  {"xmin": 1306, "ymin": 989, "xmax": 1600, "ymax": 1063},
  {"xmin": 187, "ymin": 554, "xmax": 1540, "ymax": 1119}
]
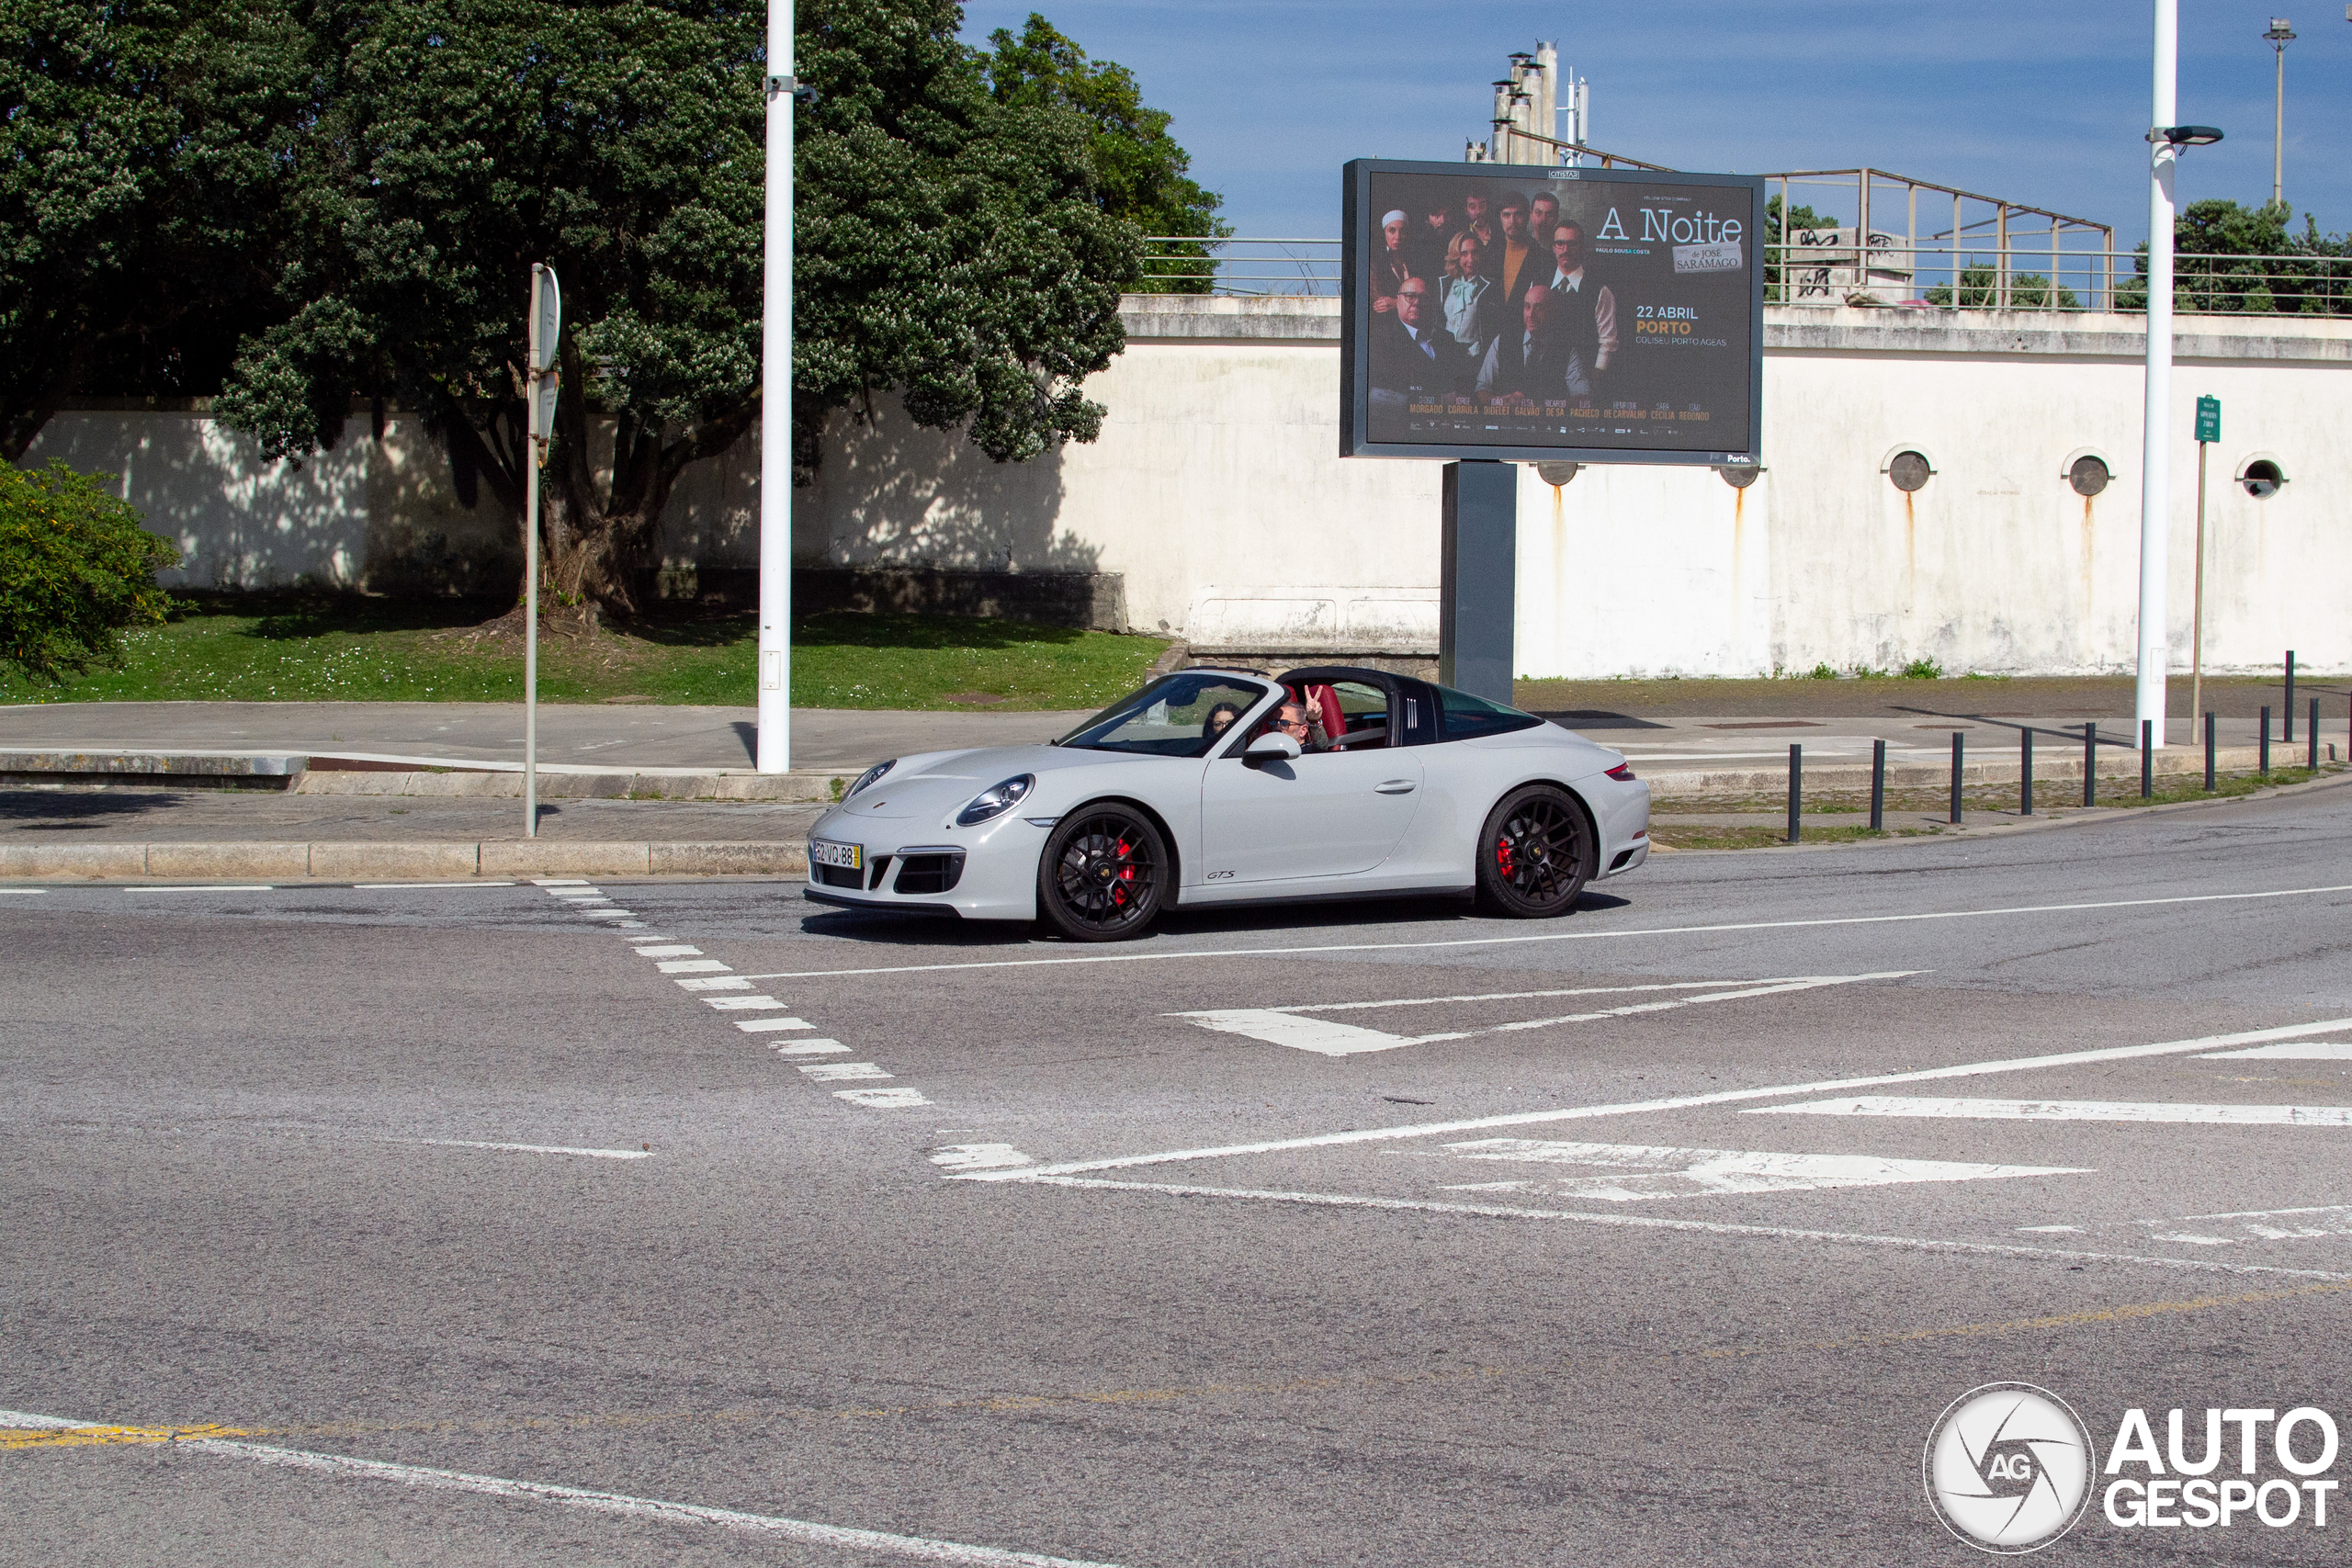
[{"xmin": 4, "ymin": 697, "xmax": 2335, "ymax": 788}]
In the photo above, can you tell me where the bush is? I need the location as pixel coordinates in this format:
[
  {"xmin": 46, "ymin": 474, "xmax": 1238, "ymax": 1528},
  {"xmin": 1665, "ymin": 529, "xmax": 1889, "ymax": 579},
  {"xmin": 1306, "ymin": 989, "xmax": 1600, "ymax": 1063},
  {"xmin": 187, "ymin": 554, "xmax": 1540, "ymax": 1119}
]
[
  {"xmin": 0, "ymin": 463, "xmax": 180, "ymax": 682},
  {"xmin": 1899, "ymin": 656, "xmax": 1944, "ymax": 680}
]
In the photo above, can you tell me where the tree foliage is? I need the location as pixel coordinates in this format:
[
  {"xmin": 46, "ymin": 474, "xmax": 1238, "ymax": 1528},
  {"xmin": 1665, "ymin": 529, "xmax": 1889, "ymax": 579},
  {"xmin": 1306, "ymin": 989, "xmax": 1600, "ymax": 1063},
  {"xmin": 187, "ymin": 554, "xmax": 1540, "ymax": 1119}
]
[
  {"xmin": 0, "ymin": 460, "xmax": 177, "ymax": 681},
  {"xmin": 6, "ymin": 1, "xmax": 1182, "ymax": 615},
  {"xmin": 213, "ymin": 0, "xmax": 769, "ymax": 615},
  {"xmin": 983, "ymin": 13, "xmax": 1225, "ymax": 292},
  {"xmin": 2117, "ymin": 199, "xmax": 2351, "ymax": 316},
  {"xmin": 1924, "ymin": 266, "xmax": 2081, "ymax": 310},
  {"xmin": 0, "ymin": 0, "xmax": 311, "ymax": 460},
  {"xmin": 792, "ymin": 0, "xmax": 1140, "ymax": 488}
]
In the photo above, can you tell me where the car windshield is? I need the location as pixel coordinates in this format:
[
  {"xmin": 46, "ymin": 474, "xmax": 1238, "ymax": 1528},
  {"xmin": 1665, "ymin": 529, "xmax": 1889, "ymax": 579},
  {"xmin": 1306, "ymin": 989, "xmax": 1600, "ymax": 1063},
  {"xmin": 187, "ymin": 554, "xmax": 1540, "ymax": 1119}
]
[{"xmin": 1055, "ymin": 672, "xmax": 1272, "ymax": 757}]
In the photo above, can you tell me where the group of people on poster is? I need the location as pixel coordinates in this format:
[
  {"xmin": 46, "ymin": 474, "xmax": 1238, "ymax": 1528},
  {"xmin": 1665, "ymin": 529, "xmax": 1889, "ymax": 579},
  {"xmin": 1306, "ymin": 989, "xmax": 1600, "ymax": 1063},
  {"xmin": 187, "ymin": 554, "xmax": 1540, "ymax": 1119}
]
[{"xmin": 1367, "ymin": 184, "xmax": 1618, "ymax": 410}]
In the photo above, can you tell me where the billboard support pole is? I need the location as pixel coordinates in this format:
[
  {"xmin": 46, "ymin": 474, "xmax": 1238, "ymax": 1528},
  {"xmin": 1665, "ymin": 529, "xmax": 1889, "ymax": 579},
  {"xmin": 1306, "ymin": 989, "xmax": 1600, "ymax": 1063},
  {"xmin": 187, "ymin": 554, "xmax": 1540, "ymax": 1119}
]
[
  {"xmin": 1441, "ymin": 462, "xmax": 1517, "ymax": 705},
  {"xmin": 2135, "ymin": 0, "xmax": 2177, "ymax": 750}
]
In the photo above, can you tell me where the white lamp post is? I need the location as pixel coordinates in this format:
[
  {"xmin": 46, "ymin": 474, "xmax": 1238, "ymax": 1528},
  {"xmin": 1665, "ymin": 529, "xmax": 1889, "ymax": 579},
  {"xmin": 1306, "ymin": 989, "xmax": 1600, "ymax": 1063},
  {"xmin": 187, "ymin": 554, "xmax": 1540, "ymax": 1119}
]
[{"xmin": 756, "ymin": 1, "xmax": 794, "ymax": 773}]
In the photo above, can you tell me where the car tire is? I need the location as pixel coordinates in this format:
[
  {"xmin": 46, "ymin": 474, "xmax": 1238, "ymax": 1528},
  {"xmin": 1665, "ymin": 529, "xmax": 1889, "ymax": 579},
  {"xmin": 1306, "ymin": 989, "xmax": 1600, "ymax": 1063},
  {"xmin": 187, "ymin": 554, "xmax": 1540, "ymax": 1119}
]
[
  {"xmin": 1037, "ymin": 805, "xmax": 1169, "ymax": 942},
  {"xmin": 1474, "ymin": 784, "xmax": 1595, "ymax": 919}
]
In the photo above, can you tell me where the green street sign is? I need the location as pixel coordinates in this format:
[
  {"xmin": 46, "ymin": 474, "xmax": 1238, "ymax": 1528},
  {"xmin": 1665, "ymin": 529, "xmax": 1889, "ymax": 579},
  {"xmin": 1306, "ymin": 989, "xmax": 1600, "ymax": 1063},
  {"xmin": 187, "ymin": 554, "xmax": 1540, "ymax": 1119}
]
[{"xmin": 2195, "ymin": 394, "xmax": 2221, "ymax": 444}]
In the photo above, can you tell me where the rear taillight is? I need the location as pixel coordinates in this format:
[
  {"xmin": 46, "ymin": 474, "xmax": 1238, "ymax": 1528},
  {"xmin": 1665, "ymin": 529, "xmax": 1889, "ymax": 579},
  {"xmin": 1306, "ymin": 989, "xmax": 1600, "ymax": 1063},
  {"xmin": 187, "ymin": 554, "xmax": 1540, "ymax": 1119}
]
[{"xmin": 1606, "ymin": 764, "xmax": 1636, "ymax": 782}]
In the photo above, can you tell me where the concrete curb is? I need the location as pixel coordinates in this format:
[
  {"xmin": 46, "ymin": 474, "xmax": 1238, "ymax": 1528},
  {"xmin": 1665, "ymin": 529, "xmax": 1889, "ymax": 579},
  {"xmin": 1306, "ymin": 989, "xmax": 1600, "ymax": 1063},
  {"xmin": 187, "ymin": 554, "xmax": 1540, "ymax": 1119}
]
[
  {"xmin": 0, "ymin": 841, "xmax": 809, "ymax": 881},
  {"xmin": 0, "ymin": 749, "xmax": 852, "ymax": 801}
]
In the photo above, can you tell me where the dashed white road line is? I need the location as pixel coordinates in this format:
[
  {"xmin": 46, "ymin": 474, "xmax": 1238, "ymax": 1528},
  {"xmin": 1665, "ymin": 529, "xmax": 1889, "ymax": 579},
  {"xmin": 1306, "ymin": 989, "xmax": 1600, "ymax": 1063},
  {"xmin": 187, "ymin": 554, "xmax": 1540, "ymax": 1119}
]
[
  {"xmin": 1429, "ymin": 1137, "xmax": 2086, "ymax": 1201},
  {"xmin": 955, "ymin": 1017, "xmax": 2352, "ymax": 1183},
  {"xmin": 932, "ymin": 1145, "xmax": 1035, "ymax": 1171},
  {"xmin": 837, "ymin": 1087, "xmax": 932, "ymax": 1108},
  {"xmin": 354, "ymin": 882, "xmax": 516, "ymax": 890},
  {"xmin": 414, "ymin": 1139, "xmax": 650, "ymax": 1159},
  {"xmin": 1174, "ymin": 973, "xmax": 1914, "ymax": 1055},
  {"xmin": 2199, "ymin": 1041, "xmax": 2352, "ymax": 1060},
  {"xmin": 121, "ymin": 885, "xmax": 273, "ymax": 893},
  {"xmin": 0, "ymin": 888, "xmax": 44, "ymax": 895},
  {"xmin": 1006, "ymin": 1177, "xmax": 2352, "ymax": 1281},
  {"xmin": 800, "ymin": 1063, "xmax": 892, "ymax": 1082},
  {"xmin": 593, "ymin": 902, "xmax": 929, "ymax": 1111},
  {"xmin": 1759, "ymin": 1096, "xmax": 2352, "ymax": 1126},
  {"xmin": 738, "ymin": 881, "xmax": 2352, "ymax": 981},
  {"xmin": 0, "ymin": 1410, "xmax": 1128, "ymax": 1568}
]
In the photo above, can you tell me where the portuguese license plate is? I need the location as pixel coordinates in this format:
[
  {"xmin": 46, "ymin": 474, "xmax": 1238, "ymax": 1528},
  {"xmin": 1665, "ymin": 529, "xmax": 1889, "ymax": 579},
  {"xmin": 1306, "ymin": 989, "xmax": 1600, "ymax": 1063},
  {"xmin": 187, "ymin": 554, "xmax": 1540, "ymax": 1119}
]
[{"xmin": 808, "ymin": 839, "xmax": 863, "ymax": 871}]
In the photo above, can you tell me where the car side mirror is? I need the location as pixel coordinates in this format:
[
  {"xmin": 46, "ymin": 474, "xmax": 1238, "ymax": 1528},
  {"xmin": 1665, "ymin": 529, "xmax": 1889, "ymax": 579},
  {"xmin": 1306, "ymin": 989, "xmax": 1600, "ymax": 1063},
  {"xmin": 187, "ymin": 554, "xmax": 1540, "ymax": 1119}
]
[{"xmin": 1244, "ymin": 732, "xmax": 1302, "ymax": 768}]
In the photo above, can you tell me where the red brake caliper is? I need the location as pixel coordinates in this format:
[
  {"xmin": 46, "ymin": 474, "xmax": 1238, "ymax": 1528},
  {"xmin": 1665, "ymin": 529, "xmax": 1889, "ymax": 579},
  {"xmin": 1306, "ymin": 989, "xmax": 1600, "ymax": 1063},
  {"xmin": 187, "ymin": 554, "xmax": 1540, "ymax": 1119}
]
[
  {"xmin": 1496, "ymin": 834, "xmax": 1515, "ymax": 876},
  {"xmin": 1111, "ymin": 839, "xmax": 1134, "ymax": 905}
]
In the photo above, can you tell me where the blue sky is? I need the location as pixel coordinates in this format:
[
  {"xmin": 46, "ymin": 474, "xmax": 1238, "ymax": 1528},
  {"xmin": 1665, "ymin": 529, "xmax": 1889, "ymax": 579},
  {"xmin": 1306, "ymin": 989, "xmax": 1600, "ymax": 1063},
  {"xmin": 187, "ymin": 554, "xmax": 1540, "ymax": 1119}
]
[{"xmin": 957, "ymin": 1, "xmax": 2351, "ymax": 245}]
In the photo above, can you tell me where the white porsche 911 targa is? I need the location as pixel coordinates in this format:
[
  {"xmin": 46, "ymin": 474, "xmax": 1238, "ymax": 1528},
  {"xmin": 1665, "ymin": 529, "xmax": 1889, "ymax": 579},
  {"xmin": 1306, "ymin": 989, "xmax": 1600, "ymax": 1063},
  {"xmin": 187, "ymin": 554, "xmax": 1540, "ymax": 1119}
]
[{"xmin": 804, "ymin": 666, "xmax": 1651, "ymax": 942}]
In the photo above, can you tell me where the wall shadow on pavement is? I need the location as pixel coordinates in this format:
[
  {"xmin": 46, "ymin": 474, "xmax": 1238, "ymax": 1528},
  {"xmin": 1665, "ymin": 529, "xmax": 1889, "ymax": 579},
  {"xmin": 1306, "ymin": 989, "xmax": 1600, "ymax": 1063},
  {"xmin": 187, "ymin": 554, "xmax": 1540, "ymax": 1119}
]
[
  {"xmin": 796, "ymin": 889, "xmax": 1634, "ymax": 947},
  {"xmin": 0, "ymin": 789, "xmax": 193, "ymax": 828}
]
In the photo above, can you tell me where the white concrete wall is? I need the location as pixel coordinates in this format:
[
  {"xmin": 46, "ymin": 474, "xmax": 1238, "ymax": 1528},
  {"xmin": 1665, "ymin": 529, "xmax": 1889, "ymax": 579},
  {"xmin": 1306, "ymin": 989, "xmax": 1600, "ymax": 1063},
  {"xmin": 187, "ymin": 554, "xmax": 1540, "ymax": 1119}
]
[
  {"xmin": 794, "ymin": 299, "xmax": 2350, "ymax": 676},
  {"xmin": 21, "ymin": 405, "xmax": 514, "ymax": 595},
  {"xmin": 24, "ymin": 300, "xmax": 2349, "ymax": 678}
]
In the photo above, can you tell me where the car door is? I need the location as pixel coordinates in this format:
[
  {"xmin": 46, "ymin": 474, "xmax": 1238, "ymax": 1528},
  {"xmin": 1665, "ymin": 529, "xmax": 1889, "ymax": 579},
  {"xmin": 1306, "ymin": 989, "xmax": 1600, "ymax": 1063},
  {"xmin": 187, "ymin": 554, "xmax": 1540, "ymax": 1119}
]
[{"xmin": 1197, "ymin": 682, "xmax": 1423, "ymax": 884}]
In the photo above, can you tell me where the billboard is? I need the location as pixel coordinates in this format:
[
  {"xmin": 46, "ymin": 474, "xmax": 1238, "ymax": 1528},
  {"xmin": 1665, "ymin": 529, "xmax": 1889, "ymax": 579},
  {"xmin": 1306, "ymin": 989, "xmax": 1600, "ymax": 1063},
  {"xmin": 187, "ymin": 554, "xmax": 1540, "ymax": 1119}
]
[{"xmin": 1340, "ymin": 158, "xmax": 1765, "ymax": 466}]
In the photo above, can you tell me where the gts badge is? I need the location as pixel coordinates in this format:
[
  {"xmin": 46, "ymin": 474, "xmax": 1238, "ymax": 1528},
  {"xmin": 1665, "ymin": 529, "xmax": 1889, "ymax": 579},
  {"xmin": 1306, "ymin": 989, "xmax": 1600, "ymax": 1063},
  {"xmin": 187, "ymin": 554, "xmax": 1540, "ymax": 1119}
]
[{"xmin": 1205, "ymin": 870, "xmax": 1236, "ymax": 881}]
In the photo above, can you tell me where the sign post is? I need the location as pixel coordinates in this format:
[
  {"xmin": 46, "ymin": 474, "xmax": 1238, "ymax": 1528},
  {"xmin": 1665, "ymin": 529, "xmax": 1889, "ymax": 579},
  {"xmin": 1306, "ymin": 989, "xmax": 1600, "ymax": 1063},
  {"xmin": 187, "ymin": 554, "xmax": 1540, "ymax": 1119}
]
[
  {"xmin": 2189, "ymin": 393, "xmax": 2218, "ymax": 732},
  {"xmin": 524, "ymin": 263, "xmax": 560, "ymax": 838}
]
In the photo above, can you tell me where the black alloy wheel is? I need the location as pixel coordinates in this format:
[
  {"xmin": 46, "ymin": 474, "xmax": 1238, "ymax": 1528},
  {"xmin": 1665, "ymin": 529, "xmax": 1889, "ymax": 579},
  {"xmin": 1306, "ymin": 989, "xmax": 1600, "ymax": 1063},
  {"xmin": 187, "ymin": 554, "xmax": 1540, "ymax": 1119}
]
[
  {"xmin": 1038, "ymin": 806, "xmax": 1167, "ymax": 942},
  {"xmin": 1474, "ymin": 784, "xmax": 1595, "ymax": 918}
]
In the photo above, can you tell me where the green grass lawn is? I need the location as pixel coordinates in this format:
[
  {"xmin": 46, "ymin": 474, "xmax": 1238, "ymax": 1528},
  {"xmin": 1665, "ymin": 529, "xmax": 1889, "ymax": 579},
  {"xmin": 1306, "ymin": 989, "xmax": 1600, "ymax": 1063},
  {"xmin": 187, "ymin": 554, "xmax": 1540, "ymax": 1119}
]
[{"xmin": 0, "ymin": 593, "xmax": 1173, "ymax": 710}]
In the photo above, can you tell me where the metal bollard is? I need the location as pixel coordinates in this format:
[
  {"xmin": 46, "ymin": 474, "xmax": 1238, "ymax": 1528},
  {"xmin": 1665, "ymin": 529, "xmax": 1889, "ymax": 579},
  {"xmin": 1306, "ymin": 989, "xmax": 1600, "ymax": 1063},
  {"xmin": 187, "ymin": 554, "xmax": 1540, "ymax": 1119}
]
[
  {"xmin": 2311, "ymin": 698, "xmax": 2321, "ymax": 772},
  {"xmin": 2020, "ymin": 729, "xmax": 2033, "ymax": 816},
  {"xmin": 2141, "ymin": 719, "xmax": 2154, "ymax": 798},
  {"xmin": 1950, "ymin": 732, "xmax": 1963, "ymax": 825},
  {"xmin": 2285, "ymin": 650, "xmax": 2296, "ymax": 741},
  {"xmin": 1870, "ymin": 739, "xmax": 1886, "ymax": 831},
  {"xmin": 2261, "ymin": 706, "xmax": 2272, "ymax": 774},
  {"xmin": 2083, "ymin": 722, "xmax": 2098, "ymax": 807},
  {"xmin": 1787, "ymin": 743, "xmax": 1802, "ymax": 843},
  {"xmin": 2204, "ymin": 711, "xmax": 2216, "ymax": 791}
]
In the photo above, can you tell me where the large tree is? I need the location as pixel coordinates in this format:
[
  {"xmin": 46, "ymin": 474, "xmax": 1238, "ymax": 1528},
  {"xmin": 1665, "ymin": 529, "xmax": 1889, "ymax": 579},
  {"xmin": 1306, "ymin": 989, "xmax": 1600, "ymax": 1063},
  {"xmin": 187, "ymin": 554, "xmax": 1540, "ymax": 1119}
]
[
  {"xmin": 981, "ymin": 13, "xmax": 1225, "ymax": 292},
  {"xmin": 216, "ymin": 0, "xmax": 768, "ymax": 615},
  {"xmin": 791, "ymin": 0, "xmax": 1139, "ymax": 486},
  {"xmin": 0, "ymin": 0, "xmax": 310, "ymax": 460},
  {"xmin": 215, "ymin": 0, "xmax": 1151, "ymax": 615}
]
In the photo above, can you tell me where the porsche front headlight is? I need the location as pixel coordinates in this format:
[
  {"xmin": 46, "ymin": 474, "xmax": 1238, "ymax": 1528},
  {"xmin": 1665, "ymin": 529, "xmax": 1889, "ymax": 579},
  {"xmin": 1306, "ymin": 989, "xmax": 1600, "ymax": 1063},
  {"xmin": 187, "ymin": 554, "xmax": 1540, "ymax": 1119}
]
[
  {"xmin": 956, "ymin": 774, "xmax": 1035, "ymax": 827},
  {"xmin": 846, "ymin": 760, "xmax": 894, "ymax": 798}
]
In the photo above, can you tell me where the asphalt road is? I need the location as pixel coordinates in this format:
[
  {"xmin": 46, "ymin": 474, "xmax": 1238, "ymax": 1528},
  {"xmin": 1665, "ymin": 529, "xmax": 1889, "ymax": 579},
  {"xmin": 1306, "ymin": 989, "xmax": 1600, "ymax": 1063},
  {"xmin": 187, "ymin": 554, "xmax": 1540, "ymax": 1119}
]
[{"xmin": 9, "ymin": 785, "xmax": 2352, "ymax": 1564}]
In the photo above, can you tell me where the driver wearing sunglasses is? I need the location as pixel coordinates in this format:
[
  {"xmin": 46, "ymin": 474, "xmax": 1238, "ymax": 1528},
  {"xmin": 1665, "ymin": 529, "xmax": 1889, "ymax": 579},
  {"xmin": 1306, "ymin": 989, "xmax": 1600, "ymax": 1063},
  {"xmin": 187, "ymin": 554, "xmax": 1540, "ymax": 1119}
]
[{"xmin": 1266, "ymin": 701, "xmax": 1327, "ymax": 752}]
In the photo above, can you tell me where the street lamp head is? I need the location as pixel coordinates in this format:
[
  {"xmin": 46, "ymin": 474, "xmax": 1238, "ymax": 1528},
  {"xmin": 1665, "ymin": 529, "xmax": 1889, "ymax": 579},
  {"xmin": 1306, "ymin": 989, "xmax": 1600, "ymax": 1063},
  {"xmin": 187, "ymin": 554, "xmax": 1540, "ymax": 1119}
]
[
  {"xmin": 2266, "ymin": 17, "xmax": 2296, "ymax": 40},
  {"xmin": 2155, "ymin": 125, "xmax": 2225, "ymax": 147}
]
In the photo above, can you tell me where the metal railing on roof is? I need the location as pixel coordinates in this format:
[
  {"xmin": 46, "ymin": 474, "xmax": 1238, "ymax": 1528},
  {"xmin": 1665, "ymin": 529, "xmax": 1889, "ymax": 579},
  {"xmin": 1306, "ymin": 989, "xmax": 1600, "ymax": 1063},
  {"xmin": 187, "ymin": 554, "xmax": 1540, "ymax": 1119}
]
[
  {"xmin": 1141, "ymin": 235, "xmax": 2349, "ymax": 316},
  {"xmin": 1141, "ymin": 237, "xmax": 1340, "ymax": 297}
]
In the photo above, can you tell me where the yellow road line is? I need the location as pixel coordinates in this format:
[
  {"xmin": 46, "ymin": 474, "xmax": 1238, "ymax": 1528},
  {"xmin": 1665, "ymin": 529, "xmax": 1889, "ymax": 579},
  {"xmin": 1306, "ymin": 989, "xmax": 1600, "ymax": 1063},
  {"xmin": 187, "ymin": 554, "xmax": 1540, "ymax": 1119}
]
[{"xmin": 12, "ymin": 1278, "xmax": 2350, "ymax": 1454}]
